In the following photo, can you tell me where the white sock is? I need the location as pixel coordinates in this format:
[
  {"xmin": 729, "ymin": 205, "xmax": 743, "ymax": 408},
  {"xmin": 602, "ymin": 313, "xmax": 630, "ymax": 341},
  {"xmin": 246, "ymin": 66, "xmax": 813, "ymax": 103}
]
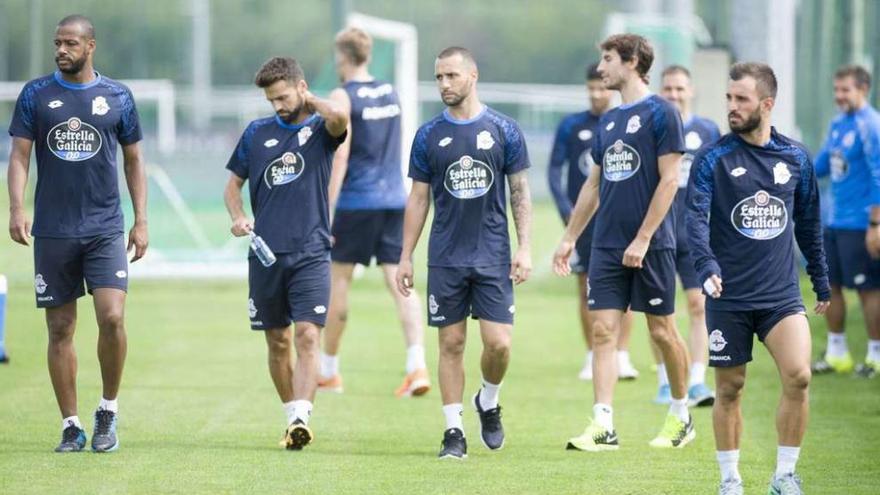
[
  {"xmin": 593, "ymin": 403, "xmax": 613, "ymax": 431},
  {"xmin": 717, "ymin": 450, "xmax": 742, "ymax": 481},
  {"xmin": 585, "ymin": 350, "xmax": 593, "ymax": 367},
  {"xmin": 617, "ymin": 350, "xmax": 631, "ymax": 366},
  {"xmin": 62, "ymin": 415, "xmax": 82, "ymax": 430},
  {"xmin": 320, "ymin": 352, "xmax": 339, "ymax": 378},
  {"xmin": 442, "ymin": 403, "xmax": 464, "ymax": 431},
  {"xmin": 657, "ymin": 363, "xmax": 670, "ymax": 387},
  {"xmin": 98, "ymin": 397, "xmax": 118, "ymax": 413},
  {"xmin": 282, "ymin": 400, "xmax": 298, "ymax": 426},
  {"xmin": 827, "ymin": 332, "xmax": 848, "ymax": 357},
  {"xmin": 479, "ymin": 378, "xmax": 501, "ymax": 410},
  {"xmin": 405, "ymin": 344, "xmax": 426, "ymax": 374},
  {"xmin": 292, "ymin": 400, "xmax": 313, "ymax": 425},
  {"xmin": 867, "ymin": 340, "xmax": 880, "ymax": 362},
  {"xmin": 669, "ymin": 396, "xmax": 689, "ymax": 423},
  {"xmin": 689, "ymin": 362, "xmax": 706, "ymax": 387},
  {"xmin": 775, "ymin": 446, "xmax": 800, "ymax": 478}
]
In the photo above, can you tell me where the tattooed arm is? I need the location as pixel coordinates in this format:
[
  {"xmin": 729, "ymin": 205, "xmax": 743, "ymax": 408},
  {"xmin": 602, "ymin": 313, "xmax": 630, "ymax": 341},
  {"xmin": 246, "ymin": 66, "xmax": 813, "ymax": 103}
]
[{"xmin": 508, "ymin": 169, "xmax": 532, "ymax": 284}]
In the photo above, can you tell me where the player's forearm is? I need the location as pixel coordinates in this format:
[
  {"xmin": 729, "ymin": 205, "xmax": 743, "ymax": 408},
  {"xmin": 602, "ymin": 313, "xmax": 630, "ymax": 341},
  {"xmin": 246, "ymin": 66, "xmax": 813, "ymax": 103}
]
[
  {"xmin": 123, "ymin": 155, "xmax": 148, "ymax": 225},
  {"xmin": 636, "ymin": 169, "xmax": 678, "ymax": 242},
  {"xmin": 564, "ymin": 182, "xmax": 598, "ymax": 243},
  {"xmin": 547, "ymin": 165, "xmax": 572, "ymax": 221},
  {"xmin": 328, "ymin": 152, "xmax": 349, "ymax": 213},
  {"xmin": 400, "ymin": 193, "xmax": 429, "ymax": 262},
  {"xmin": 223, "ymin": 181, "xmax": 247, "ymax": 221},
  {"xmin": 7, "ymin": 157, "xmax": 29, "ymax": 213},
  {"xmin": 508, "ymin": 171, "xmax": 532, "ymax": 249}
]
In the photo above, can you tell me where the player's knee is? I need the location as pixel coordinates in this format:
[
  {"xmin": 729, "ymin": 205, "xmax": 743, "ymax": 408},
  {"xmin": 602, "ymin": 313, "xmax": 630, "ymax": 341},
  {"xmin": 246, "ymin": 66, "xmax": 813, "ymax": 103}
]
[
  {"xmin": 97, "ymin": 308, "xmax": 125, "ymax": 332},
  {"xmin": 46, "ymin": 313, "xmax": 76, "ymax": 341},
  {"xmin": 484, "ymin": 335, "xmax": 511, "ymax": 360},
  {"xmin": 591, "ymin": 319, "xmax": 617, "ymax": 346},
  {"xmin": 716, "ymin": 377, "xmax": 745, "ymax": 404},
  {"xmin": 783, "ymin": 367, "xmax": 811, "ymax": 393},
  {"xmin": 294, "ymin": 324, "xmax": 320, "ymax": 350},
  {"xmin": 265, "ymin": 330, "xmax": 292, "ymax": 355},
  {"xmin": 687, "ymin": 297, "xmax": 705, "ymax": 319},
  {"xmin": 439, "ymin": 332, "xmax": 466, "ymax": 356},
  {"xmin": 648, "ymin": 324, "xmax": 675, "ymax": 347}
]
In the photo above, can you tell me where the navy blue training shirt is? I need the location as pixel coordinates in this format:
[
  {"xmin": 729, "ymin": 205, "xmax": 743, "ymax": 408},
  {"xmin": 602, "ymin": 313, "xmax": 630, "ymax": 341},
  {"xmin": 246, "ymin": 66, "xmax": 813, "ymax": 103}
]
[
  {"xmin": 548, "ymin": 110, "xmax": 602, "ymax": 221},
  {"xmin": 226, "ymin": 114, "xmax": 346, "ymax": 256},
  {"xmin": 336, "ymin": 80, "xmax": 407, "ymax": 210},
  {"xmin": 8, "ymin": 71, "xmax": 142, "ymax": 238},
  {"xmin": 674, "ymin": 115, "xmax": 721, "ymax": 247},
  {"xmin": 409, "ymin": 106, "xmax": 530, "ymax": 267},
  {"xmin": 686, "ymin": 128, "xmax": 830, "ymax": 310},
  {"xmin": 590, "ymin": 94, "xmax": 685, "ymax": 250}
]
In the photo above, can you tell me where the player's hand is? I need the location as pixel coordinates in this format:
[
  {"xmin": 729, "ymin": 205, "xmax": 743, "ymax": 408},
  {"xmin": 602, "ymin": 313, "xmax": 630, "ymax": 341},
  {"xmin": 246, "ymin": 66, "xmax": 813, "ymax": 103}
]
[
  {"xmin": 510, "ymin": 247, "xmax": 532, "ymax": 285},
  {"xmin": 866, "ymin": 227, "xmax": 880, "ymax": 259},
  {"xmin": 127, "ymin": 221, "xmax": 149, "ymax": 263},
  {"xmin": 231, "ymin": 217, "xmax": 254, "ymax": 237},
  {"xmin": 623, "ymin": 235, "xmax": 649, "ymax": 268},
  {"xmin": 815, "ymin": 299, "xmax": 830, "ymax": 315},
  {"xmin": 552, "ymin": 238, "xmax": 575, "ymax": 276},
  {"xmin": 8, "ymin": 209, "xmax": 31, "ymax": 246},
  {"xmin": 703, "ymin": 274, "xmax": 723, "ymax": 299},
  {"xmin": 396, "ymin": 259, "xmax": 415, "ymax": 297}
]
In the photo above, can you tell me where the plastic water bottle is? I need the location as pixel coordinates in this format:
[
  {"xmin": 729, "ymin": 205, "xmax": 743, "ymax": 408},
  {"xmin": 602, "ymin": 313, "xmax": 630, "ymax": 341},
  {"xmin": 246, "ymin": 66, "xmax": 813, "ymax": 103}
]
[{"xmin": 249, "ymin": 232, "xmax": 277, "ymax": 267}]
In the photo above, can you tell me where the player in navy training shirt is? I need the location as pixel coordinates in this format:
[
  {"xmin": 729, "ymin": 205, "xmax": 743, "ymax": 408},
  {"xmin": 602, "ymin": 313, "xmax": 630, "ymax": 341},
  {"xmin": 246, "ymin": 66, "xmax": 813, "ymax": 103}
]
[
  {"xmin": 686, "ymin": 63, "xmax": 830, "ymax": 494},
  {"xmin": 553, "ymin": 34, "xmax": 693, "ymax": 452},
  {"xmin": 223, "ymin": 57, "xmax": 348, "ymax": 450},
  {"xmin": 653, "ymin": 65, "xmax": 721, "ymax": 407},
  {"xmin": 811, "ymin": 65, "xmax": 880, "ymax": 378},
  {"xmin": 547, "ymin": 63, "xmax": 639, "ymax": 382},
  {"xmin": 7, "ymin": 15, "xmax": 148, "ymax": 453},
  {"xmin": 396, "ymin": 47, "xmax": 532, "ymax": 459},
  {"xmin": 320, "ymin": 27, "xmax": 430, "ymax": 397}
]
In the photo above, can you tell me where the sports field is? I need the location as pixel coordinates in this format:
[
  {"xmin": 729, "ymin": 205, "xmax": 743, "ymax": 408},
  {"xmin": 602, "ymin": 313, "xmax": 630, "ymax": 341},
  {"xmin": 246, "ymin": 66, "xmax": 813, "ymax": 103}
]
[{"xmin": 0, "ymin": 199, "xmax": 878, "ymax": 494}]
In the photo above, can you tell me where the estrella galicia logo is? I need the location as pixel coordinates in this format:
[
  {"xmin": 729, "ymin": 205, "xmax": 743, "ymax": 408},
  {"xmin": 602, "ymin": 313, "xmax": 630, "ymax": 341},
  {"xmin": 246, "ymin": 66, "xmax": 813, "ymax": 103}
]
[
  {"xmin": 577, "ymin": 148, "xmax": 594, "ymax": 176},
  {"xmin": 602, "ymin": 139, "xmax": 641, "ymax": 182},
  {"xmin": 47, "ymin": 117, "xmax": 103, "ymax": 162},
  {"xmin": 444, "ymin": 155, "xmax": 494, "ymax": 199},
  {"xmin": 830, "ymin": 151, "xmax": 848, "ymax": 182},
  {"xmin": 730, "ymin": 189, "xmax": 788, "ymax": 240},
  {"xmin": 678, "ymin": 153, "xmax": 694, "ymax": 188},
  {"xmin": 264, "ymin": 151, "xmax": 305, "ymax": 188}
]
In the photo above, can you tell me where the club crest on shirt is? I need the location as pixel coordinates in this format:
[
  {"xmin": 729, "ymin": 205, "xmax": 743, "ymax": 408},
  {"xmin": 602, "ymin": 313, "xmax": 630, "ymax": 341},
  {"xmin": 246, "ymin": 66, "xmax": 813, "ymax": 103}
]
[
  {"xmin": 602, "ymin": 139, "xmax": 641, "ymax": 182},
  {"xmin": 730, "ymin": 190, "xmax": 788, "ymax": 240},
  {"xmin": 91, "ymin": 96, "xmax": 110, "ymax": 116},
  {"xmin": 264, "ymin": 151, "xmax": 305, "ymax": 188},
  {"xmin": 298, "ymin": 126, "xmax": 312, "ymax": 146},
  {"xmin": 842, "ymin": 130, "xmax": 856, "ymax": 148},
  {"xmin": 578, "ymin": 129, "xmax": 592, "ymax": 141},
  {"xmin": 773, "ymin": 162, "xmax": 792, "ymax": 185},
  {"xmin": 476, "ymin": 130, "xmax": 495, "ymax": 150},
  {"xmin": 685, "ymin": 131, "xmax": 703, "ymax": 150},
  {"xmin": 47, "ymin": 117, "xmax": 103, "ymax": 162},
  {"xmin": 830, "ymin": 151, "xmax": 849, "ymax": 181},
  {"xmin": 578, "ymin": 149, "xmax": 595, "ymax": 176},
  {"xmin": 444, "ymin": 155, "xmax": 494, "ymax": 199},
  {"xmin": 626, "ymin": 115, "xmax": 641, "ymax": 134}
]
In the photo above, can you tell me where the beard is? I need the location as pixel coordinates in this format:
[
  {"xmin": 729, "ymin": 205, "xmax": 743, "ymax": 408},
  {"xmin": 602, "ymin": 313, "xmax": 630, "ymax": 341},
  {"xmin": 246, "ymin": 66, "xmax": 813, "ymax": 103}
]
[
  {"xmin": 55, "ymin": 54, "xmax": 87, "ymax": 75},
  {"xmin": 277, "ymin": 103, "xmax": 304, "ymax": 123},
  {"xmin": 441, "ymin": 92, "xmax": 466, "ymax": 107},
  {"xmin": 729, "ymin": 109, "xmax": 762, "ymax": 134}
]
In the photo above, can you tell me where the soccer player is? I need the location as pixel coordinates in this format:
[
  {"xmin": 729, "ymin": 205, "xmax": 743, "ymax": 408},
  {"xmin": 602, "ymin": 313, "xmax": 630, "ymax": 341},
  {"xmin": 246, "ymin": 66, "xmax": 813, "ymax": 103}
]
[
  {"xmin": 547, "ymin": 62, "xmax": 639, "ymax": 381},
  {"xmin": 223, "ymin": 57, "xmax": 348, "ymax": 450},
  {"xmin": 320, "ymin": 27, "xmax": 430, "ymax": 396},
  {"xmin": 654, "ymin": 65, "xmax": 721, "ymax": 406},
  {"xmin": 687, "ymin": 62, "xmax": 829, "ymax": 495},
  {"xmin": 553, "ymin": 34, "xmax": 693, "ymax": 451},
  {"xmin": 7, "ymin": 16, "xmax": 147, "ymax": 453},
  {"xmin": 396, "ymin": 47, "xmax": 532, "ymax": 459},
  {"xmin": 811, "ymin": 65, "xmax": 880, "ymax": 378}
]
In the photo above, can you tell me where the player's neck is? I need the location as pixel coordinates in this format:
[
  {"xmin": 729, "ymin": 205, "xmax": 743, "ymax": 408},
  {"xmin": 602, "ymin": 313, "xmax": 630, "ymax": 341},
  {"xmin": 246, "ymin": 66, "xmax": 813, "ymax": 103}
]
[
  {"xmin": 680, "ymin": 106, "xmax": 692, "ymax": 123},
  {"xmin": 58, "ymin": 64, "xmax": 97, "ymax": 85},
  {"xmin": 342, "ymin": 66, "xmax": 372, "ymax": 83},
  {"xmin": 738, "ymin": 123, "xmax": 772, "ymax": 147},
  {"xmin": 446, "ymin": 95, "xmax": 483, "ymax": 121},
  {"xmin": 619, "ymin": 78, "xmax": 650, "ymax": 105}
]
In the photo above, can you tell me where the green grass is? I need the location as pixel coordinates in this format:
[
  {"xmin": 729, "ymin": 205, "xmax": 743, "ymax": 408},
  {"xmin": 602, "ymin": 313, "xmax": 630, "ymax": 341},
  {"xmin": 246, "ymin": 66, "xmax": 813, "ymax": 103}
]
[{"xmin": 1, "ymin": 200, "xmax": 879, "ymax": 494}]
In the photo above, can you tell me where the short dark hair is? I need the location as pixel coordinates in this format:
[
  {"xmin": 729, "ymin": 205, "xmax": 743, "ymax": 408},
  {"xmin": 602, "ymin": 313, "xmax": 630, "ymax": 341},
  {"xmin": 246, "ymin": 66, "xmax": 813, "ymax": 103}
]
[
  {"xmin": 835, "ymin": 65, "xmax": 872, "ymax": 90},
  {"xmin": 437, "ymin": 46, "xmax": 477, "ymax": 68},
  {"xmin": 335, "ymin": 27, "xmax": 372, "ymax": 66},
  {"xmin": 586, "ymin": 62, "xmax": 601, "ymax": 81},
  {"xmin": 254, "ymin": 57, "xmax": 305, "ymax": 88},
  {"xmin": 662, "ymin": 65, "xmax": 691, "ymax": 79},
  {"xmin": 729, "ymin": 62, "xmax": 777, "ymax": 99},
  {"xmin": 599, "ymin": 34, "xmax": 654, "ymax": 82},
  {"xmin": 57, "ymin": 14, "xmax": 95, "ymax": 40}
]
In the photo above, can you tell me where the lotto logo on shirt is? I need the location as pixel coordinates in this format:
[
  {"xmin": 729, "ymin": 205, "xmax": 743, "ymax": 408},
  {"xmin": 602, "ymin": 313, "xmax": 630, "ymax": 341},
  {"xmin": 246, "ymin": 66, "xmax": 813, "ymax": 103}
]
[
  {"xmin": 48, "ymin": 117, "xmax": 103, "ymax": 162},
  {"xmin": 602, "ymin": 139, "xmax": 641, "ymax": 182},
  {"xmin": 264, "ymin": 151, "xmax": 305, "ymax": 188},
  {"xmin": 730, "ymin": 190, "xmax": 788, "ymax": 240},
  {"xmin": 444, "ymin": 155, "xmax": 494, "ymax": 199}
]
